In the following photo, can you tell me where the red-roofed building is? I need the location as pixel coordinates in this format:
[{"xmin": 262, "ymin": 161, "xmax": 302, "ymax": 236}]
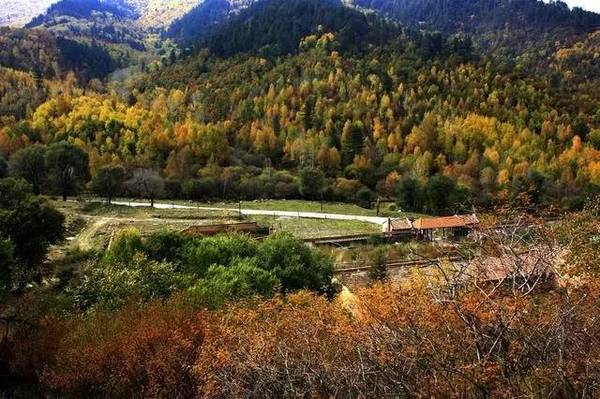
[{"xmin": 413, "ymin": 214, "xmax": 479, "ymax": 240}]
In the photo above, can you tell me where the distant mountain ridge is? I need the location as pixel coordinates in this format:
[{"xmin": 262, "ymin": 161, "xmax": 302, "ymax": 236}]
[
  {"xmin": 167, "ymin": 0, "xmax": 600, "ymax": 53},
  {"xmin": 0, "ymin": 0, "xmax": 59, "ymax": 27},
  {"xmin": 1, "ymin": 0, "xmax": 199, "ymax": 28}
]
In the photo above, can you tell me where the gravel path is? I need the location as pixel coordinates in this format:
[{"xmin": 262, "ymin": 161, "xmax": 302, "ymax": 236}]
[{"xmin": 107, "ymin": 200, "xmax": 389, "ymax": 225}]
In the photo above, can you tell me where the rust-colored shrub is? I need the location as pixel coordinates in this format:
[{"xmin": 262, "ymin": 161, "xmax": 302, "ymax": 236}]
[
  {"xmin": 40, "ymin": 301, "xmax": 204, "ymax": 398},
  {"xmin": 8, "ymin": 281, "xmax": 600, "ymax": 398},
  {"xmin": 191, "ymin": 282, "xmax": 600, "ymax": 398},
  {"xmin": 195, "ymin": 292, "xmax": 362, "ymax": 398}
]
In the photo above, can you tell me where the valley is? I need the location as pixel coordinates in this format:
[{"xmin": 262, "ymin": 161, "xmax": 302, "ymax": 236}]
[{"xmin": 0, "ymin": 0, "xmax": 599, "ymax": 397}]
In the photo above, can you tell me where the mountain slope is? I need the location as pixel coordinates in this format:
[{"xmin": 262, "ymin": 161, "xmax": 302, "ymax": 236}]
[
  {"xmin": 0, "ymin": 0, "xmax": 58, "ymax": 27},
  {"xmin": 349, "ymin": 0, "xmax": 600, "ymax": 54},
  {"xmin": 350, "ymin": 0, "xmax": 600, "ymax": 32},
  {"xmin": 123, "ymin": 0, "xmax": 201, "ymax": 28},
  {"xmin": 196, "ymin": 0, "xmax": 400, "ymax": 57},
  {"xmin": 166, "ymin": 0, "xmax": 255, "ymax": 44}
]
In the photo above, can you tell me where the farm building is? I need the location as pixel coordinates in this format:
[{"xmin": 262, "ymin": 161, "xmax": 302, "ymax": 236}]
[
  {"xmin": 181, "ymin": 222, "xmax": 267, "ymax": 237},
  {"xmin": 413, "ymin": 214, "xmax": 479, "ymax": 241}
]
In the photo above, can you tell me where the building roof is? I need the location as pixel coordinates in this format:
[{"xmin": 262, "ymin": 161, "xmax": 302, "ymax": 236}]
[
  {"xmin": 384, "ymin": 218, "xmax": 413, "ymax": 231},
  {"xmin": 413, "ymin": 214, "xmax": 479, "ymax": 230},
  {"xmin": 467, "ymin": 247, "xmax": 563, "ymax": 282}
]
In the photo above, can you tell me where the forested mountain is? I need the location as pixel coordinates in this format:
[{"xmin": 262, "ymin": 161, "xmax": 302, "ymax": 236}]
[
  {"xmin": 350, "ymin": 0, "xmax": 600, "ymax": 58},
  {"xmin": 0, "ymin": 0, "xmax": 599, "ymax": 213},
  {"xmin": 1, "ymin": 0, "xmax": 197, "ymax": 29},
  {"xmin": 351, "ymin": 0, "xmax": 600, "ymax": 33},
  {"xmin": 17, "ymin": 0, "xmax": 195, "ymax": 81},
  {"xmin": 2, "ymin": 1, "xmax": 600, "ymax": 396},
  {"xmin": 195, "ymin": 0, "xmax": 402, "ymax": 57},
  {"xmin": 167, "ymin": 0, "xmax": 254, "ymax": 44}
]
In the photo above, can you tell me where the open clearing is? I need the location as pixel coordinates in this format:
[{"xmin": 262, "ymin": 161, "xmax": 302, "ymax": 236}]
[
  {"xmin": 102, "ymin": 198, "xmax": 425, "ymax": 219},
  {"xmin": 52, "ymin": 200, "xmax": 382, "ymax": 255}
]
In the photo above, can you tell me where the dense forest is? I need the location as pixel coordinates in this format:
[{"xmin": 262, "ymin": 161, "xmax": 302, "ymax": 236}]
[{"xmin": 0, "ymin": 0, "xmax": 598, "ymax": 214}]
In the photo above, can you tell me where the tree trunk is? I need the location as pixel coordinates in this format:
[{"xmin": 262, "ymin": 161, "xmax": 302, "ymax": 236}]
[
  {"xmin": 62, "ymin": 192, "xmax": 67, "ymax": 202},
  {"xmin": 150, "ymin": 196, "xmax": 154, "ymax": 208}
]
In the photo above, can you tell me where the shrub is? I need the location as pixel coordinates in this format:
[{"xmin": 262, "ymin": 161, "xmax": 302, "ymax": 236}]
[
  {"xmin": 183, "ymin": 234, "xmax": 258, "ymax": 277},
  {"xmin": 355, "ymin": 187, "xmax": 376, "ymax": 208},
  {"xmin": 257, "ymin": 233, "xmax": 334, "ymax": 293},
  {"xmin": 143, "ymin": 231, "xmax": 190, "ymax": 266},
  {"xmin": 188, "ymin": 259, "xmax": 279, "ymax": 308},
  {"xmin": 42, "ymin": 301, "xmax": 204, "ymax": 397},
  {"xmin": 182, "ymin": 178, "xmax": 218, "ymax": 200},
  {"xmin": 104, "ymin": 228, "xmax": 144, "ymax": 264},
  {"xmin": 73, "ymin": 254, "xmax": 184, "ymax": 310}
]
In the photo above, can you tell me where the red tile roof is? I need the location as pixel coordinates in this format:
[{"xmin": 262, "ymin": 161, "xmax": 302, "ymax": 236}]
[{"xmin": 413, "ymin": 214, "xmax": 479, "ymax": 230}]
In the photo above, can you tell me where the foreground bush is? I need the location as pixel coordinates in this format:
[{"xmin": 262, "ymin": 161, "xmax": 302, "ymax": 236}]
[
  {"xmin": 14, "ymin": 301, "xmax": 204, "ymax": 398},
  {"xmin": 5, "ymin": 280, "xmax": 598, "ymax": 398},
  {"xmin": 73, "ymin": 254, "xmax": 185, "ymax": 310}
]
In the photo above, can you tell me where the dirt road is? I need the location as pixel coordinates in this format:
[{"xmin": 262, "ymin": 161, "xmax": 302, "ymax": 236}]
[{"xmin": 107, "ymin": 200, "xmax": 388, "ymax": 225}]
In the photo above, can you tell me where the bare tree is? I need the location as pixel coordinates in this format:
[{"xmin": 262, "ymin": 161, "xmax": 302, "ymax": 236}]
[{"xmin": 126, "ymin": 169, "xmax": 165, "ymax": 208}]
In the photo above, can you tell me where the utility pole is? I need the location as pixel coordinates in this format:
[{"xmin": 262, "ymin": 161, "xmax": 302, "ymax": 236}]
[{"xmin": 320, "ymin": 191, "xmax": 324, "ymax": 213}]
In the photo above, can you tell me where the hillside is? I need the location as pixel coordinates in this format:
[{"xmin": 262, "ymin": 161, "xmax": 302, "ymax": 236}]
[
  {"xmin": 20, "ymin": 0, "xmax": 194, "ymax": 81},
  {"xmin": 350, "ymin": 0, "xmax": 600, "ymax": 58},
  {"xmin": 0, "ymin": 0, "xmax": 599, "ymax": 211},
  {"xmin": 0, "ymin": 0, "xmax": 58, "ymax": 27},
  {"xmin": 167, "ymin": 0, "xmax": 254, "ymax": 44},
  {"xmin": 194, "ymin": 0, "xmax": 400, "ymax": 57},
  {"xmin": 127, "ymin": 0, "xmax": 200, "ymax": 28}
]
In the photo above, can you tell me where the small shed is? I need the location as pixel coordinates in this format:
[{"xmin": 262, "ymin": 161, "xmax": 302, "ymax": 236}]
[
  {"xmin": 413, "ymin": 214, "xmax": 479, "ymax": 241},
  {"xmin": 382, "ymin": 218, "xmax": 414, "ymax": 237}
]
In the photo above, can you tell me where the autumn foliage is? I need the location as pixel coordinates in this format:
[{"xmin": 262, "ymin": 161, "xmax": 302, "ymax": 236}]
[
  {"xmin": 4, "ymin": 274, "xmax": 599, "ymax": 398},
  {"xmin": 10, "ymin": 301, "xmax": 204, "ymax": 397}
]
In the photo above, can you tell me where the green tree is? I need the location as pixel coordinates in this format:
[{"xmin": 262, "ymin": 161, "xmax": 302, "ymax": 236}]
[
  {"xmin": 183, "ymin": 234, "xmax": 258, "ymax": 277},
  {"xmin": 257, "ymin": 232, "xmax": 333, "ymax": 293},
  {"xmin": 299, "ymin": 166, "xmax": 325, "ymax": 200},
  {"xmin": 341, "ymin": 121, "xmax": 365, "ymax": 166},
  {"xmin": 355, "ymin": 187, "xmax": 376, "ymax": 209},
  {"xmin": 90, "ymin": 165, "xmax": 126, "ymax": 205},
  {"xmin": 0, "ymin": 178, "xmax": 64, "ymax": 285},
  {"xmin": 45, "ymin": 142, "xmax": 90, "ymax": 201},
  {"xmin": 8, "ymin": 145, "xmax": 46, "ymax": 195},
  {"xmin": 424, "ymin": 174, "xmax": 469, "ymax": 216},
  {"xmin": 188, "ymin": 259, "xmax": 279, "ymax": 309},
  {"xmin": 0, "ymin": 239, "xmax": 14, "ymax": 294},
  {"xmin": 368, "ymin": 248, "xmax": 388, "ymax": 283},
  {"xmin": 396, "ymin": 175, "xmax": 424, "ymax": 213}
]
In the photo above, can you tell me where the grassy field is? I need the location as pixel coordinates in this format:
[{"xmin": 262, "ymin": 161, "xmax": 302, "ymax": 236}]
[
  {"xmin": 250, "ymin": 215, "xmax": 379, "ymax": 239},
  {"xmin": 59, "ymin": 200, "xmax": 237, "ymax": 219},
  {"xmin": 105, "ymin": 197, "xmax": 426, "ymax": 219},
  {"xmin": 50, "ymin": 200, "xmax": 384, "ymax": 253}
]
